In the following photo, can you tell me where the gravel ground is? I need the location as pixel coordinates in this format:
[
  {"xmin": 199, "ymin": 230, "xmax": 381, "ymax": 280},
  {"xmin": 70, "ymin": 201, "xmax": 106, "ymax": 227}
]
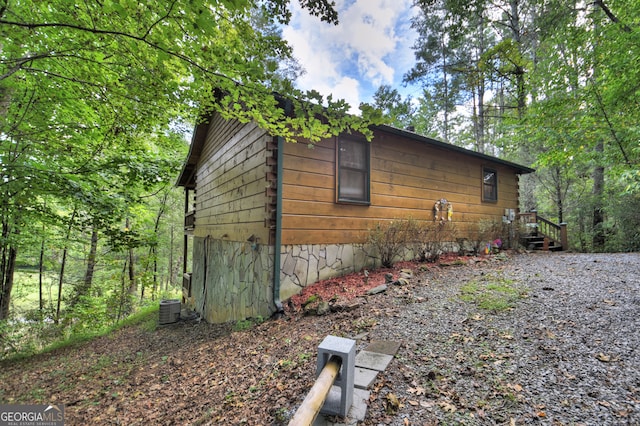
[{"xmin": 364, "ymin": 252, "xmax": 640, "ymax": 425}]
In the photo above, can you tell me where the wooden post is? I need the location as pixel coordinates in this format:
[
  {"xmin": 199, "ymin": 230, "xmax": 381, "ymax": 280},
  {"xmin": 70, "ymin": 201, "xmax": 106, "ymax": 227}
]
[
  {"xmin": 560, "ymin": 223, "xmax": 568, "ymax": 251},
  {"xmin": 288, "ymin": 356, "xmax": 342, "ymax": 426}
]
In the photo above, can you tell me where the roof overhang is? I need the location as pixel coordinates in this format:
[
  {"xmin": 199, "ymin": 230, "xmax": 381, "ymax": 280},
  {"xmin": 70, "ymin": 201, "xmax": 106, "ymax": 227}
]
[
  {"xmin": 375, "ymin": 124, "xmax": 535, "ymax": 174},
  {"xmin": 176, "ymin": 119, "xmax": 210, "ymax": 188}
]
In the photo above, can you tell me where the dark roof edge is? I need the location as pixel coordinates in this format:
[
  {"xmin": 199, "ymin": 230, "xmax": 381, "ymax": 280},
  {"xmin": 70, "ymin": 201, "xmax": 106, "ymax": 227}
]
[
  {"xmin": 176, "ymin": 118, "xmax": 210, "ymax": 187},
  {"xmin": 375, "ymin": 124, "xmax": 535, "ymax": 174}
]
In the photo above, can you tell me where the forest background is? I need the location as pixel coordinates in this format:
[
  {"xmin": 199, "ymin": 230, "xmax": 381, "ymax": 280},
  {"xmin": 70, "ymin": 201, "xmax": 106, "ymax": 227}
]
[{"xmin": 1, "ymin": 0, "xmax": 638, "ymax": 358}]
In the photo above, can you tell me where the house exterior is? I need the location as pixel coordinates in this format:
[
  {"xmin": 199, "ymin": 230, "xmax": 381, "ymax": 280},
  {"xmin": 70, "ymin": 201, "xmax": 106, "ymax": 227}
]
[{"xmin": 177, "ymin": 112, "xmax": 534, "ymax": 323}]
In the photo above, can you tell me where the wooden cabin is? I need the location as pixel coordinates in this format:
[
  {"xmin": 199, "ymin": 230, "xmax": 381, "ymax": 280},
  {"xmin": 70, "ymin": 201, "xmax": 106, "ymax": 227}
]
[{"xmin": 177, "ymin": 112, "xmax": 534, "ymax": 323}]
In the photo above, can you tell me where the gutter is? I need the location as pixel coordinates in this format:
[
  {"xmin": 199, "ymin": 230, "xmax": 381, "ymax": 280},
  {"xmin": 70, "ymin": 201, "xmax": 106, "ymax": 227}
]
[{"xmin": 272, "ymin": 135, "xmax": 284, "ymax": 314}]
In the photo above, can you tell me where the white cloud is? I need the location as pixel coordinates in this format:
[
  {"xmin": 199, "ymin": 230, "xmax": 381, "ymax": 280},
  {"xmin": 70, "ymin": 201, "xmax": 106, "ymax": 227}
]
[{"xmin": 282, "ymin": 0, "xmax": 418, "ymax": 113}]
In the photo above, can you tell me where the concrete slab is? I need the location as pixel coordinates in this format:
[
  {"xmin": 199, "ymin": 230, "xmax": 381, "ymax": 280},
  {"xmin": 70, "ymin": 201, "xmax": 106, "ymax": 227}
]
[
  {"xmin": 354, "ymin": 366, "xmax": 378, "ymax": 390},
  {"xmin": 355, "ymin": 350, "xmax": 394, "ymax": 372},
  {"xmin": 365, "ymin": 340, "xmax": 401, "ymax": 356}
]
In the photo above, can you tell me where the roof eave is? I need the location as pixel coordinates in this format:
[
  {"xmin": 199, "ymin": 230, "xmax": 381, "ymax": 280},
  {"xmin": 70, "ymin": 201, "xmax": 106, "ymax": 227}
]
[
  {"xmin": 176, "ymin": 119, "xmax": 211, "ymax": 188},
  {"xmin": 375, "ymin": 124, "xmax": 535, "ymax": 174}
]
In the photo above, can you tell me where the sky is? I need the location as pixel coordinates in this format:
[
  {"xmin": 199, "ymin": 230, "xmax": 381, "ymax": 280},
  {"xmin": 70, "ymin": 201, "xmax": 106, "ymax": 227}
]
[{"xmin": 282, "ymin": 0, "xmax": 421, "ymax": 114}]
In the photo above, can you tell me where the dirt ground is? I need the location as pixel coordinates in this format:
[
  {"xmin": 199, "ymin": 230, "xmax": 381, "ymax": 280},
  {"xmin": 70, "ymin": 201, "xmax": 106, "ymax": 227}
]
[{"xmin": 1, "ymin": 251, "xmax": 638, "ymax": 425}]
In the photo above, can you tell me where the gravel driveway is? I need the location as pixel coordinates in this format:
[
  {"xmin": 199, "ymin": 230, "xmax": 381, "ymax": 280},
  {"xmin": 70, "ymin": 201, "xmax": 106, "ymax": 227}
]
[{"xmin": 365, "ymin": 252, "xmax": 640, "ymax": 425}]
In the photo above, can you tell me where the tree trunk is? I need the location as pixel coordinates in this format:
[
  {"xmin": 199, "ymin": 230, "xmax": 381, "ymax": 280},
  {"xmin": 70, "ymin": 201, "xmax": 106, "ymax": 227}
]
[
  {"xmin": 39, "ymin": 236, "xmax": 45, "ymax": 314},
  {"xmin": 151, "ymin": 247, "xmax": 158, "ymax": 301},
  {"xmin": 128, "ymin": 247, "xmax": 136, "ymax": 295},
  {"xmin": 83, "ymin": 226, "xmax": 99, "ymax": 296},
  {"xmin": 554, "ymin": 168, "xmax": 564, "ymax": 224},
  {"xmin": 126, "ymin": 218, "xmax": 137, "ymax": 296},
  {"xmin": 441, "ymin": 39, "xmax": 450, "ymax": 144},
  {"xmin": 117, "ymin": 258, "xmax": 128, "ymax": 323},
  {"xmin": 592, "ymin": 143, "xmax": 605, "ymax": 251},
  {"xmin": 591, "ymin": 3, "xmax": 605, "ymax": 252},
  {"xmin": 0, "ymin": 220, "xmax": 18, "ymax": 321},
  {"xmin": 55, "ymin": 246, "xmax": 67, "ymax": 324},
  {"xmin": 55, "ymin": 209, "xmax": 77, "ymax": 324},
  {"xmin": 168, "ymin": 224, "xmax": 174, "ymax": 291},
  {"xmin": 474, "ymin": 13, "xmax": 487, "ymax": 153},
  {"xmin": 69, "ymin": 225, "xmax": 98, "ymax": 308},
  {"xmin": 509, "ymin": 0, "xmax": 527, "ymax": 118}
]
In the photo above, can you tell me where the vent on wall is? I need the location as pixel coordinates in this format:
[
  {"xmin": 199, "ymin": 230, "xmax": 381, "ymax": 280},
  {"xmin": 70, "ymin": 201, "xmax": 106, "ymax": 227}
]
[{"xmin": 159, "ymin": 299, "xmax": 181, "ymax": 325}]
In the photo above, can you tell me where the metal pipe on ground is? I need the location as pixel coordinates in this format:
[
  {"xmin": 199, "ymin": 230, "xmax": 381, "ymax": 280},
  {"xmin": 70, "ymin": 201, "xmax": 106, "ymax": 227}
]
[{"xmin": 288, "ymin": 355, "xmax": 343, "ymax": 426}]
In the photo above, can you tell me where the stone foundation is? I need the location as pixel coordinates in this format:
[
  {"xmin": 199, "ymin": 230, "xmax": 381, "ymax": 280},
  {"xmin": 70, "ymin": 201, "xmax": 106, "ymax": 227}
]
[
  {"xmin": 279, "ymin": 243, "xmax": 380, "ymax": 301},
  {"xmin": 190, "ymin": 239, "xmax": 464, "ymax": 323},
  {"xmin": 191, "ymin": 237, "xmax": 274, "ymax": 323}
]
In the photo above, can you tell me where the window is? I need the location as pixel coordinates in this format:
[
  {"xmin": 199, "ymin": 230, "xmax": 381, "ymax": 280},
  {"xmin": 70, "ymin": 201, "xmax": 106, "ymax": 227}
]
[
  {"xmin": 337, "ymin": 136, "xmax": 370, "ymax": 203},
  {"xmin": 482, "ymin": 167, "xmax": 498, "ymax": 202}
]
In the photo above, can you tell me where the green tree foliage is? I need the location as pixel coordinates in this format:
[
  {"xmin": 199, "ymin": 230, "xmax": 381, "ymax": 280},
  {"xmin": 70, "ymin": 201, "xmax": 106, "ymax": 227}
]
[
  {"xmin": 371, "ymin": 85, "xmax": 415, "ymax": 130},
  {"xmin": 406, "ymin": 0, "xmax": 640, "ymax": 252},
  {"xmin": 0, "ymin": 0, "xmax": 383, "ymax": 338}
]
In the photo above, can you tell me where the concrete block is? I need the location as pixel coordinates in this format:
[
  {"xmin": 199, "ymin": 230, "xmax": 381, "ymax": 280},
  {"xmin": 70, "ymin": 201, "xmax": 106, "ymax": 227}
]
[{"xmin": 317, "ymin": 335, "xmax": 356, "ymax": 417}]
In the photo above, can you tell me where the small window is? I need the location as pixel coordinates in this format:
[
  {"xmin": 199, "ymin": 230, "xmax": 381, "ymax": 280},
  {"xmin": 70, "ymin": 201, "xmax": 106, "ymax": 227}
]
[
  {"xmin": 482, "ymin": 167, "xmax": 498, "ymax": 202},
  {"xmin": 337, "ymin": 136, "xmax": 370, "ymax": 203}
]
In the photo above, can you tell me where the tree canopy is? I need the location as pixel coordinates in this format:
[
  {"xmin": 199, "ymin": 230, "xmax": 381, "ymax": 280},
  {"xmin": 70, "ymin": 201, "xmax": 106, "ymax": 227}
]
[
  {"xmin": 399, "ymin": 0, "xmax": 640, "ymax": 251},
  {"xmin": 0, "ymin": 0, "xmax": 382, "ymax": 326}
]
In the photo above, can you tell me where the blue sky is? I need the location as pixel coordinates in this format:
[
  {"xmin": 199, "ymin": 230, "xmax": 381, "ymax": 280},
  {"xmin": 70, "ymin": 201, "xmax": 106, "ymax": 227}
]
[{"xmin": 282, "ymin": 0, "xmax": 421, "ymax": 113}]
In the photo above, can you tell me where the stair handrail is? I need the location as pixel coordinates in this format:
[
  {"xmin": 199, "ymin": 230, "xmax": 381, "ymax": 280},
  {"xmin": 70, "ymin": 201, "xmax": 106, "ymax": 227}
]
[{"xmin": 519, "ymin": 211, "xmax": 567, "ymax": 250}]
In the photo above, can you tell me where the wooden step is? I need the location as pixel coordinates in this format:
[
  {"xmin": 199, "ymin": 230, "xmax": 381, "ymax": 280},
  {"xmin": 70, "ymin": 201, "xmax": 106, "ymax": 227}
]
[{"xmin": 521, "ymin": 235, "xmax": 562, "ymax": 251}]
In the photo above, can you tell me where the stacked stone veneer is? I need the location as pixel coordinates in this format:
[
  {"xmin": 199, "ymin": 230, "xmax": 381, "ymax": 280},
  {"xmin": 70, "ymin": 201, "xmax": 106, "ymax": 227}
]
[
  {"xmin": 191, "ymin": 237, "xmax": 274, "ymax": 323},
  {"xmin": 279, "ymin": 244, "xmax": 380, "ymax": 301},
  {"xmin": 191, "ymin": 238, "xmax": 462, "ymax": 323}
]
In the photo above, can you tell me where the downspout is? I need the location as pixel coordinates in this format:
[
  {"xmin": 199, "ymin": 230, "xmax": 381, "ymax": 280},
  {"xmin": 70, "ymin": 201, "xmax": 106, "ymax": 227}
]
[{"xmin": 272, "ymin": 135, "xmax": 284, "ymax": 314}]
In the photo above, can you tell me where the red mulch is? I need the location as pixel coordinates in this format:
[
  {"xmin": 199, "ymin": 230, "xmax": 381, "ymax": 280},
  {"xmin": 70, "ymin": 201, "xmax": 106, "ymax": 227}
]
[{"xmin": 288, "ymin": 254, "xmax": 474, "ymax": 310}]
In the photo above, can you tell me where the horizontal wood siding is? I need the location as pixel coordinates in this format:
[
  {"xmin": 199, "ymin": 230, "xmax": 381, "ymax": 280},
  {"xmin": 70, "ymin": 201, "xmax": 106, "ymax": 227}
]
[
  {"xmin": 194, "ymin": 114, "xmax": 270, "ymax": 242},
  {"xmin": 281, "ymin": 129, "xmax": 521, "ymax": 245}
]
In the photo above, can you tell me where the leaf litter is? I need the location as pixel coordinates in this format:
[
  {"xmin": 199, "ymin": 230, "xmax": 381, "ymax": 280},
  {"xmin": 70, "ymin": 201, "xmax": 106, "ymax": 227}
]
[{"xmin": 0, "ymin": 252, "xmax": 639, "ymax": 425}]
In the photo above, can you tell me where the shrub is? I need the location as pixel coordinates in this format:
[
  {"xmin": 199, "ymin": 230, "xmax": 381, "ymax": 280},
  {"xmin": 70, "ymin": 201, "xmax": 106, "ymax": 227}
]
[
  {"xmin": 367, "ymin": 218, "xmax": 421, "ymax": 268},
  {"xmin": 467, "ymin": 219, "xmax": 504, "ymax": 255},
  {"xmin": 418, "ymin": 221, "xmax": 457, "ymax": 262},
  {"xmin": 367, "ymin": 218, "xmax": 458, "ymax": 266}
]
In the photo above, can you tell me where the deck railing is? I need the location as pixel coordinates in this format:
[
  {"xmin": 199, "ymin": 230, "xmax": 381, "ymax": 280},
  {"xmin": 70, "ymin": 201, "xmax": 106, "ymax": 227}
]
[
  {"xmin": 184, "ymin": 210, "xmax": 195, "ymax": 230},
  {"xmin": 519, "ymin": 211, "xmax": 567, "ymax": 250}
]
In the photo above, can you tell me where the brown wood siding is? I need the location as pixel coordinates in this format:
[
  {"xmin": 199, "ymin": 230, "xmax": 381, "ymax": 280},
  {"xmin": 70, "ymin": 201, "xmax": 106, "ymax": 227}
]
[
  {"xmin": 280, "ymin": 129, "xmax": 521, "ymax": 245},
  {"xmin": 194, "ymin": 114, "xmax": 271, "ymax": 242}
]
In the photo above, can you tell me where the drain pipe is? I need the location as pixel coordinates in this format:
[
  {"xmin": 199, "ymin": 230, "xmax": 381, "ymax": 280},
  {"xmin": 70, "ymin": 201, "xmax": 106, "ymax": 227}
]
[{"xmin": 272, "ymin": 135, "xmax": 284, "ymax": 314}]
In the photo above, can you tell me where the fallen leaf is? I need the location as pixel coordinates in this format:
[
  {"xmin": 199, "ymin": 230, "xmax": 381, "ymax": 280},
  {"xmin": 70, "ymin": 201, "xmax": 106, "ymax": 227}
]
[
  {"xmin": 439, "ymin": 401, "xmax": 456, "ymax": 413},
  {"xmin": 407, "ymin": 386, "xmax": 425, "ymax": 396},
  {"xmin": 408, "ymin": 400, "xmax": 419, "ymax": 406},
  {"xmin": 385, "ymin": 393, "xmax": 402, "ymax": 414},
  {"xmin": 596, "ymin": 353, "xmax": 612, "ymax": 362},
  {"xmin": 509, "ymin": 383, "xmax": 523, "ymax": 392}
]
